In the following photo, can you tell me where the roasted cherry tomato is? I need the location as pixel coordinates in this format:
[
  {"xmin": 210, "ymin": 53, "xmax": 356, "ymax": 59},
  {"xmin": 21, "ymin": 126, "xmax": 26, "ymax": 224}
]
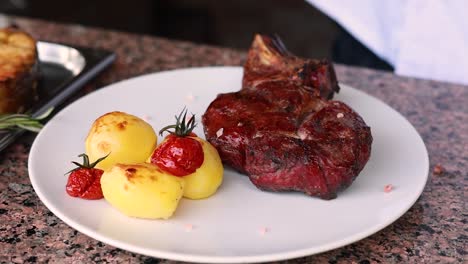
[
  {"xmin": 150, "ymin": 108, "xmax": 204, "ymax": 176},
  {"xmin": 65, "ymin": 153, "xmax": 107, "ymax": 199}
]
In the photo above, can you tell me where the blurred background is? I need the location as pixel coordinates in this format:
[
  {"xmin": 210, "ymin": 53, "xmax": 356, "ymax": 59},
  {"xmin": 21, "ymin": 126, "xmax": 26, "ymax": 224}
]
[{"xmin": 0, "ymin": 0, "xmax": 393, "ymax": 71}]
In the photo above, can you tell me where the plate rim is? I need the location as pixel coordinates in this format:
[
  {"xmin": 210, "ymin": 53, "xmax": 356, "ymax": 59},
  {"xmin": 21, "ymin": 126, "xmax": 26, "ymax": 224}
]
[{"xmin": 28, "ymin": 66, "xmax": 429, "ymax": 263}]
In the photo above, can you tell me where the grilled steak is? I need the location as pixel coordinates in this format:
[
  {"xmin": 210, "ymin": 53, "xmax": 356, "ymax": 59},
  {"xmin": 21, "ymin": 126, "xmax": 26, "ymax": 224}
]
[
  {"xmin": 0, "ymin": 27, "xmax": 39, "ymax": 114},
  {"xmin": 202, "ymin": 35, "xmax": 372, "ymax": 199}
]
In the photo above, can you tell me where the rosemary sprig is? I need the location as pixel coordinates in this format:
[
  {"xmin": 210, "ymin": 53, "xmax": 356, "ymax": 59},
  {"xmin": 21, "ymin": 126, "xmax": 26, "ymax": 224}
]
[{"xmin": 0, "ymin": 107, "xmax": 54, "ymax": 133}]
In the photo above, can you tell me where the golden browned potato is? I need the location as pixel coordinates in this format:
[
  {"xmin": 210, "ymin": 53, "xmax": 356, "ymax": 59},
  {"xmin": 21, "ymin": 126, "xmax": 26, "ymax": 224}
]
[
  {"xmin": 182, "ymin": 137, "xmax": 223, "ymax": 199},
  {"xmin": 101, "ymin": 163, "xmax": 185, "ymax": 219},
  {"xmin": 85, "ymin": 111, "xmax": 157, "ymax": 171}
]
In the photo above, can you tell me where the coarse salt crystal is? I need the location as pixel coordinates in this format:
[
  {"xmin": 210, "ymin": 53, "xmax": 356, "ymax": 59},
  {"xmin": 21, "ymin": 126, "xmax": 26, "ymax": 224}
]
[
  {"xmin": 252, "ymin": 132, "xmax": 263, "ymax": 139},
  {"xmin": 185, "ymin": 93, "xmax": 196, "ymax": 102},
  {"xmin": 259, "ymin": 227, "xmax": 269, "ymax": 235},
  {"xmin": 185, "ymin": 224, "xmax": 193, "ymax": 232},
  {"xmin": 216, "ymin": 128, "xmax": 224, "ymax": 138},
  {"xmin": 237, "ymin": 122, "xmax": 243, "ymax": 127},
  {"xmin": 143, "ymin": 115, "xmax": 152, "ymax": 121},
  {"xmin": 384, "ymin": 184, "xmax": 393, "ymax": 193},
  {"xmin": 337, "ymin": 113, "xmax": 344, "ymax": 118},
  {"xmin": 298, "ymin": 131, "xmax": 308, "ymax": 140}
]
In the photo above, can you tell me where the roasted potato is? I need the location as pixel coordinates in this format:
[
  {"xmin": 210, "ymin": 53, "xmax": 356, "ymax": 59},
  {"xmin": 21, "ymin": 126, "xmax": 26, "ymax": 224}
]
[
  {"xmin": 101, "ymin": 162, "xmax": 185, "ymax": 219},
  {"xmin": 85, "ymin": 111, "xmax": 157, "ymax": 171},
  {"xmin": 182, "ymin": 137, "xmax": 223, "ymax": 199}
]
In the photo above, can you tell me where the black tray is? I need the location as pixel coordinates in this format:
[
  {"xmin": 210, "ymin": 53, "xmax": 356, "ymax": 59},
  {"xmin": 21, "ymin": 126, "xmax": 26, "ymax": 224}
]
[{"xmin": 0, "ymin": 41, "xmax": 116, "ymax": 151}]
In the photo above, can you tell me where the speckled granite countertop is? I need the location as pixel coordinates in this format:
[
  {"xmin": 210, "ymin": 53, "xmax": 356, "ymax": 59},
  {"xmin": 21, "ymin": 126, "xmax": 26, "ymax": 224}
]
[{"xmin": 0, "ymin": 17, "xmax": 466, "ymax": 263}]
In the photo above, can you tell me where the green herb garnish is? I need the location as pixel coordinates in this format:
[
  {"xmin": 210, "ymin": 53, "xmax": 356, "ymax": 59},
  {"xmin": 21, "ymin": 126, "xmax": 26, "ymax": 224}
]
[{"xmin": 0, "ymin": 107, "xmax": 54, "ymax": 133}]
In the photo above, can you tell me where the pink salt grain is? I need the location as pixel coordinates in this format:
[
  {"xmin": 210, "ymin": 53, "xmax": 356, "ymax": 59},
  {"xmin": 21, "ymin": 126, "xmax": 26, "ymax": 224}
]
[
  {"xmin": 185, "ymin": 224, "xmax": 193, "ymax": 232},
  {"xmin": 298, "ymin": 131, "xmax": 307, "ymax": 140},
  {"xmin": 259, "ymin": 227, "xmax": 269, "ymax": 235},
  {"xmin": 337, "ymin": 113, "xmax": 344, "ymax": 118},
  {"xmin": 185, "ymin": 93, "xmax": 196, "ymax": 102},
  {"xmin": 384, "ymin": 184, "xmax": 393, "ymax": 193},
  {"xmin": 216, "ymin": 128, "xmax": 224, "ymax": 138}
]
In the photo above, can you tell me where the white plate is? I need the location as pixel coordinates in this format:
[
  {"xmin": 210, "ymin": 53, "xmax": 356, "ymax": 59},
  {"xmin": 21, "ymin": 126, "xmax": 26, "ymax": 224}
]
[{"xmin": 28, "ymin": 67, "xmax": 429, "ymax": 263}]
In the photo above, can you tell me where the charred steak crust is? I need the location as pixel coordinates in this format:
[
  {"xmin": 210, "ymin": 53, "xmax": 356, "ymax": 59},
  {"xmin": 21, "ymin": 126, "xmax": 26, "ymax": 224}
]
[
  {"xmin": 202, "ymin": 34, "xmax": 372, "ymax": 199},
  {"xmin": 242, "ymin": 34, "xmax": 340, "ymax": 100}
]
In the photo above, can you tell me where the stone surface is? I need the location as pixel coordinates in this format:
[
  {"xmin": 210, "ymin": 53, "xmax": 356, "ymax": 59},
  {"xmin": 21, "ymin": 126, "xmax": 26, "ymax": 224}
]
[{"xmin": 0, "ymin": 16, "xmax": 466, "ymax": 263}]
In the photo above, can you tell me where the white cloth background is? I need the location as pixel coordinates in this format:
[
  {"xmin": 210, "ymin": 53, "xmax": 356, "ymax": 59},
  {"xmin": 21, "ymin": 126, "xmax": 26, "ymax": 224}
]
[{"xmin": 306, "ymin": 0, "xmax": 468, "ymax": 85}]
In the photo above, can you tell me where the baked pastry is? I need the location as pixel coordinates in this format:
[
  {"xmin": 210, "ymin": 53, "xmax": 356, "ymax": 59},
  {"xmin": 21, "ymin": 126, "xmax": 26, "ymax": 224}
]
[{"xmin": 0, "ymin": 27, "xmax": 39, "ymax": 113}]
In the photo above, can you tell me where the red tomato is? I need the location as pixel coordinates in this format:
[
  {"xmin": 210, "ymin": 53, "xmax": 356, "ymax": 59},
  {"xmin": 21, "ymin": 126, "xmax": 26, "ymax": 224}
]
[
  {"xmin": 65, "ymin": 153, "xmax": 107, "ymax": 200},
  {"xmin": 150, "ymin": 108, "xmax": 205, "ymax": 176},
  {"xmin": 66, "ymin": 168, "xmax": 104, "ymax": 199},
  {"xmin": 150, "ymin": 135, "xmax": 204, "ymax": 176}
]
